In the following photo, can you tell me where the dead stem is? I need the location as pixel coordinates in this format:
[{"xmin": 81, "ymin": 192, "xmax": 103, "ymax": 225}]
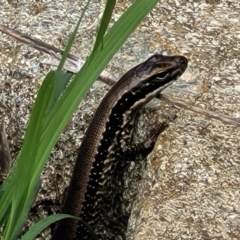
[{"xmin": 1, "ymin": 24, "xmax": 239, "ymax": 127}]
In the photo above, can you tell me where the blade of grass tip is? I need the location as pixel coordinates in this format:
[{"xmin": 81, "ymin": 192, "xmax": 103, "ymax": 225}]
[
  {"xmin": 102, "ymin": 0, "xmax": 161, "ymax": 59},
  {"xmin": 57, "ymin": 0, "xmax": 91, "ymax": 71},
  {"xmin": 80, "ymin": 220, "xmax": 98, "ymax": 240},
  {"xmin": 21, "ymin": 214, "xmax": 78, "ymax": 240},
  {"xmin": 91, "ymin": 0, "xmax": 116, "ymax": 57}
]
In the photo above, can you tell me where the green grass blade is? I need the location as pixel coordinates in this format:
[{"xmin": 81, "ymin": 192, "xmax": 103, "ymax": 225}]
[
  {"xmin": 2, "ymin": 71, "xmax": 65, "ymax": 239},
  {"xmin": 57, "ymin": 0, "xmax": 91, "ymax": 71},
  {"xmin": 0, "ymin": 72, "xmax": 70, "ymax": 233},
  {"xmin": 103, "ymin": 0, "xmax": 161, "ymax": 58},
  {"xmin": 21, "ymin": 214, "xmax": 97, "ymax": 240},
  {"xmin": 21, "ymin": 214, "xmax": 77, "ymax": 240},
  {"xmin": 91, "ymin": 0, "xmax": 116, "ymax": 56}
]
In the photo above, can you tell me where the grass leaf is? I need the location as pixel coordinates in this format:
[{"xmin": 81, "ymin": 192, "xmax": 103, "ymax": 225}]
[{"xmin": 21, "ymin": 214, "xmax": 77, "ymax": 240}]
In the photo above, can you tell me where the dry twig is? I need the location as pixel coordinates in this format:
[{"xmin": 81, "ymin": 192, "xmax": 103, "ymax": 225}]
[{"xmin": 1, "ymin": 24, "xmax": 239, "ymax": 127}]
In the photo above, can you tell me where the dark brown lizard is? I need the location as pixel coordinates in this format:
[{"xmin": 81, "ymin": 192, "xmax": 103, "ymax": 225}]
[{"xmin": 52, "ymin": 54, "xmax": 188, "ymax": 239}]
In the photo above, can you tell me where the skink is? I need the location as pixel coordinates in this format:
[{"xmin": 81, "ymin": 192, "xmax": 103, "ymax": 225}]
[{"xmin": 52, "ymin": 54, "xmax": 188, "ymax": 239}]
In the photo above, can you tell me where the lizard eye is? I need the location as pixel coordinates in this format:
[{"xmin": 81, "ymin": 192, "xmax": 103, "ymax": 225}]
[{"xmin": 178, "ymin": 56, "xmax": 188, "ymax": 68}]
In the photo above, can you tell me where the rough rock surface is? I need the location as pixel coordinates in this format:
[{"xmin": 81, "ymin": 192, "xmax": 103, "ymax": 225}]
[{"xmin": 0, "ymin": 0, "xmax": 239, "ymax": 239}]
